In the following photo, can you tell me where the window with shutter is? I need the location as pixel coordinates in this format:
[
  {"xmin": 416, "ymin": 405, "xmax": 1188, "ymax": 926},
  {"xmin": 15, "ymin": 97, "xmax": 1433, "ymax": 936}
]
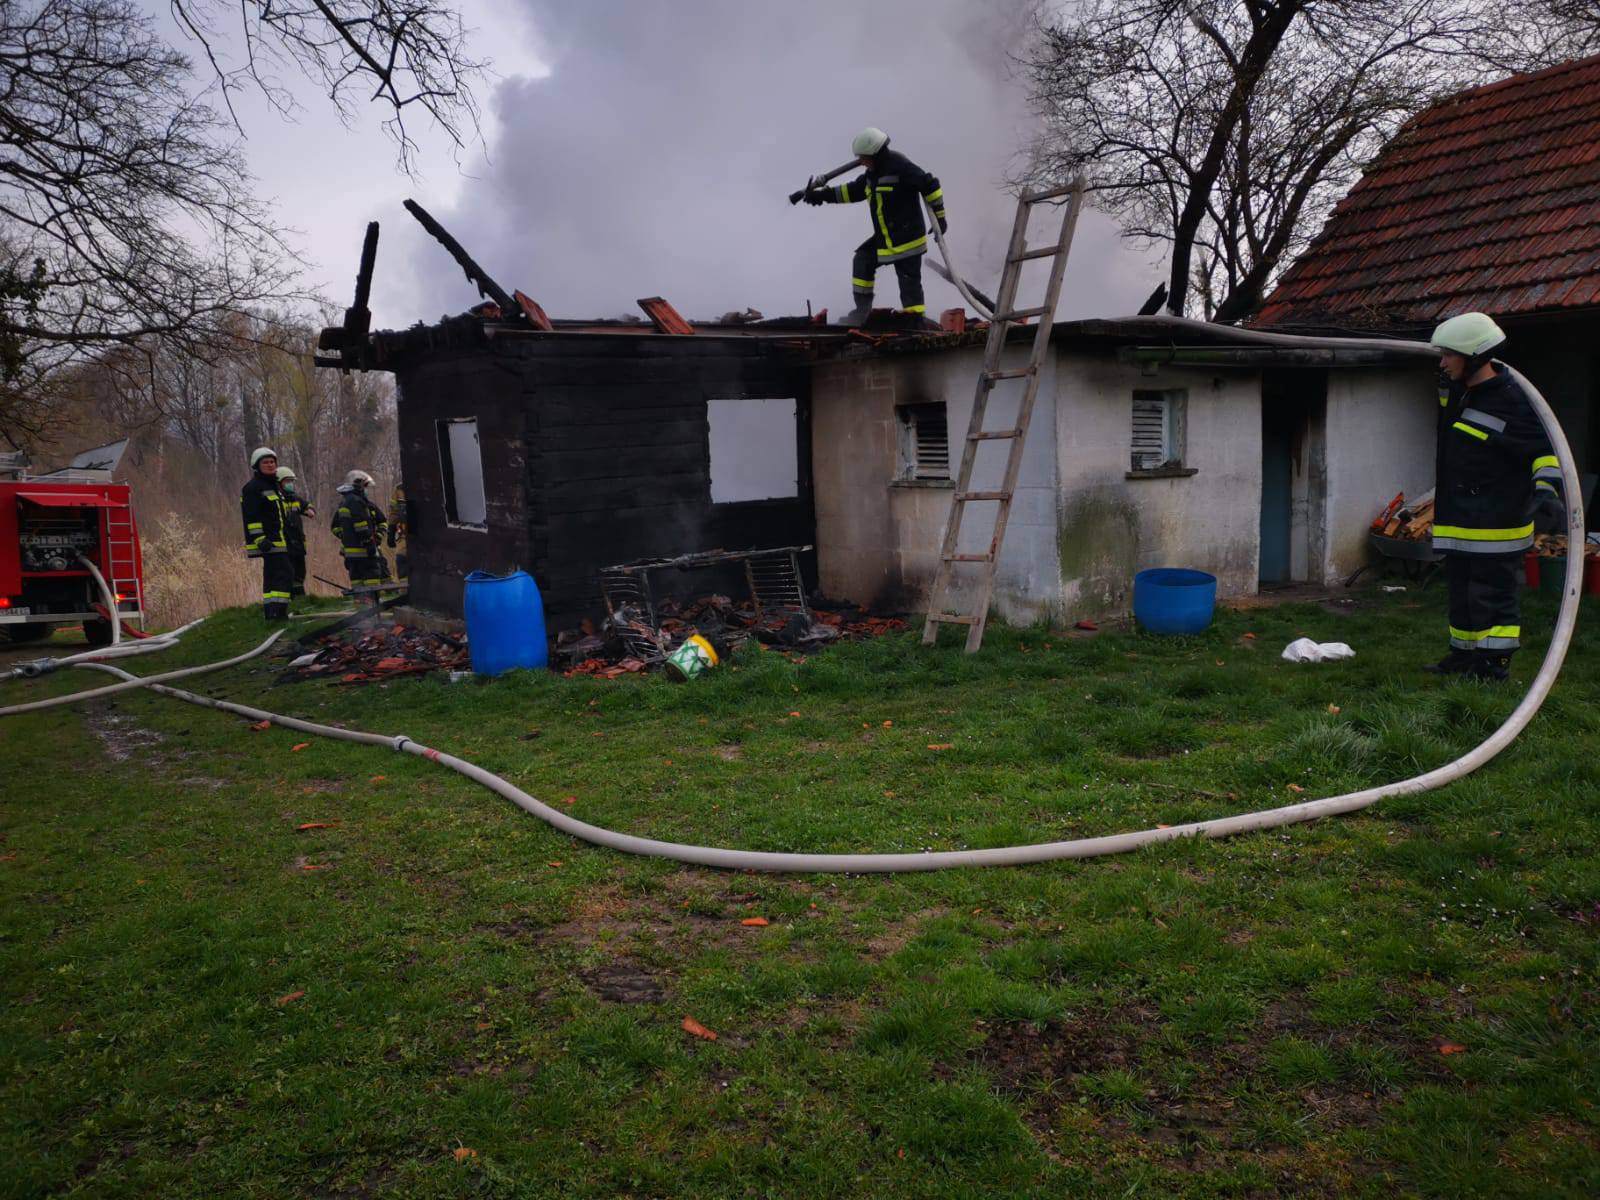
[
  {"xmin": 1130, "ymin": 389, "xmax": 1186, "ymax": 471},
  {"xmin": 896, "ymin": 403, "xmax": 950, "ymax": 481}
]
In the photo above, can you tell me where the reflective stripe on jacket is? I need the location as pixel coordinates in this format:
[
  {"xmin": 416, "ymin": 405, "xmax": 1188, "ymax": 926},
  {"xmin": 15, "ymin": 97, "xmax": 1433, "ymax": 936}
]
[
  {"xmin": 282, "ymin": 489, "xmax": 312, "ymax": 551},
  {"xmin": 1433, "ymin": 364, "xmax": 1562, "ymax": 555},
  {"xmin": 825, "ymin": 149, "xmax": 944, "ymax": 262},
  {"xmin": 240, "ymin": 472, "xmax": 289, "ymax": 555},
  {"xmin": 331, "ymin": 486, "xmax": 387, "ymax": 556}
]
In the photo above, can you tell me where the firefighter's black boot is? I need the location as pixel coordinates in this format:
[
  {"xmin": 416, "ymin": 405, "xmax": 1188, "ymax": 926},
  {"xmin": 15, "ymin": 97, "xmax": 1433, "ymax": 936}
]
[
  {"xmin": 1424, "ymin": 648, "xmax": 1476, "ymax": 675},
  {"xmin": 840, "ymin": 299, "xmax": 873, "ymax": 327},
  {"xmin": 1467, "ymin": 651, "xmax": 1512, "ymax": 683}
]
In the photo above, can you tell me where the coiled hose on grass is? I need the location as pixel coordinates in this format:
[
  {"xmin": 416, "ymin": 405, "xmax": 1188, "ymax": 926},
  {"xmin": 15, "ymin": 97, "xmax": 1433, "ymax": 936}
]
[{"xmin": 1, "ymin": 354, "xmax": 1584, "ymax": 871}]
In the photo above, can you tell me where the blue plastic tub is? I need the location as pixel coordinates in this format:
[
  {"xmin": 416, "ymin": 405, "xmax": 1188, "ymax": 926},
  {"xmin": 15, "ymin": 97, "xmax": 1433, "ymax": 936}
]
[
  {"xmin": 1133, "ymin": 568, "xmax": 1217, "ymax": 635},
  {"xmin": 463, "ymin": 570, "xmax": 548, "ymax": 675}
]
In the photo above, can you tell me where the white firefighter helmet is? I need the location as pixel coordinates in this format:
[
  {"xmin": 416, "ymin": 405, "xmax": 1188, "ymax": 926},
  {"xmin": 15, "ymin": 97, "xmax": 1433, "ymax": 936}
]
[
  {"xmin": 343, "ymin": 469, "xmax": 375, "ymax": 489},
  {"xmin": 249, "ymin": 446, "xmax": 278, "ymax": 469},
  {"xmin": 1430, "ymin": 312, "xmax": 1506, "ymax": 358},
  {"xmin": 276, "ymin": 466, "xmax": 296, "ymax": 482},
  {"xmin": 851, "ymin": 126, "xmax": 890, "ymax": 157}
]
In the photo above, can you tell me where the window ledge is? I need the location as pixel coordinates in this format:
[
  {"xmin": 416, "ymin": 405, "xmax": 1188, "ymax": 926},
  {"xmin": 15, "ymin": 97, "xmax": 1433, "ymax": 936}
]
[
  {"xmin": 890, "ymin": 477, "xmax": 955, "ymax": 489},
  {"xmin": 1125, "ymin": 466, "xmax": 1198, "ymax": 481}
]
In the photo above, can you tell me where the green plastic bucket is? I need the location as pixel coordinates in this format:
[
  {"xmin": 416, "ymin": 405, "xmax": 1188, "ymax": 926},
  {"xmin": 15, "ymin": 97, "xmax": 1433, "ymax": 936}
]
[{"xmin": 665, "ymin": 634, "xmax": 719, "ymax": 682}]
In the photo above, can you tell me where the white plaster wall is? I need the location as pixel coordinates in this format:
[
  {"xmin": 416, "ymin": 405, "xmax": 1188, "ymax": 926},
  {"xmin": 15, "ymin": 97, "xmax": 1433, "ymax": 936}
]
[
  {"xmin": 812, "ymin": 340, "xmax": 1061, "ymax": 624},
  {"xmin": 1054, "ymin": 354, "xmax": 1262, "ymax": 616},
  {"xmin": 1321, "ymin": 366, "xmax": 1437, "ymax": 583}
]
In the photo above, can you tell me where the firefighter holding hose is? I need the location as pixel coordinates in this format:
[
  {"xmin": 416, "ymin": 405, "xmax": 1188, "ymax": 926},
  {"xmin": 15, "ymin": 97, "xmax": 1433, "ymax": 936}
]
[
  {"xmin": 332, "ymin": 470, "xmax": 389, "ymax": 590},
  {"xmin": 801, "ymin": 127, "xmax": 947, "ymax": 327},
  {"xmin": 1426, "ymin": 312, "xmax": 1566, "ymax": 682},
  {"xmin": 240, "ymin": 447, "xmax": 293, "ymax": 621}
]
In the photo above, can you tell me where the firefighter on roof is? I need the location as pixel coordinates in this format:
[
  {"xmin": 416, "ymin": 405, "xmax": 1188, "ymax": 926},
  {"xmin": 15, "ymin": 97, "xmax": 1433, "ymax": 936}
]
[
  {"xmin": 332, "ymin": 469, "xmax": 389, "ymax": 589},
  {"xmin": 1426, "ymin": 312, "xmax": 1565, "ymax": 683},
  {"xmin": 240, "ymin": 447, "xmax": 292, "ymax": 621},
  {"xmin": 803, "ymin": 127, "xmax": 946, "ymax": 327}
]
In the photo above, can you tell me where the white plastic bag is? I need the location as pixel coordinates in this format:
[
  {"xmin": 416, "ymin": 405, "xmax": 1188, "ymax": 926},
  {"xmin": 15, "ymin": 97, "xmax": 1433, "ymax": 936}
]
[{"xmin": 1282, "ymin": 638, "xmax": 1356, "ymax": 663}]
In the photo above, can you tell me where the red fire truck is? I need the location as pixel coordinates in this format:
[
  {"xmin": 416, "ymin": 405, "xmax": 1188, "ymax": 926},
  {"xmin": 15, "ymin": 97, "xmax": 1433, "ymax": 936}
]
[{"xmin": 0, "ymin": 441, "xmax": 146, "ymax": 645}]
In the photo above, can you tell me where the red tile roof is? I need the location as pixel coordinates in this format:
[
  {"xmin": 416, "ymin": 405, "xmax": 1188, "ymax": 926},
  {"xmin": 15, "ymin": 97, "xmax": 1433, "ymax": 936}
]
[{"xmin": 1254, "ymin": 53, "xmax": 1600, "ymax": 329}]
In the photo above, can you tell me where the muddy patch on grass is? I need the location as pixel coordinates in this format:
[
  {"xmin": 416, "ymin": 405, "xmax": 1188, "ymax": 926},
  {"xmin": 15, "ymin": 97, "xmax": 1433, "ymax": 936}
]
[
  {"xmin": 580, "ymin": 961, "xmax": 666, "ymax": 1005},
  {"xmin": 974, "ymin": 1009, "xmax": 1144, "ymax": 1094}
]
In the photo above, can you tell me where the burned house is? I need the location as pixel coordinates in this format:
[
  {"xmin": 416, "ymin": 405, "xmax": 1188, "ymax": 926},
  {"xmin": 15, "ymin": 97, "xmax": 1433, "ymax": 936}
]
[
  {"xmin": 326, "ymin": 303, "xmax": 1437, "ymax": 628},
  {"xmin": 338, "ymin": 311, "xmax": 826, "ymax": 627},
  {"xmin": 320, "ymin": 201, "xmax": 1452, "ymax": 633}
]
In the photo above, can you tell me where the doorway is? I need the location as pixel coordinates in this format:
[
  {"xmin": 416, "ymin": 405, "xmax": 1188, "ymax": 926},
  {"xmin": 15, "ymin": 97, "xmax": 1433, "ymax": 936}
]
[{"xmin": 1259, "ymin": 370, "xmax": 1327, "ymax": 587}]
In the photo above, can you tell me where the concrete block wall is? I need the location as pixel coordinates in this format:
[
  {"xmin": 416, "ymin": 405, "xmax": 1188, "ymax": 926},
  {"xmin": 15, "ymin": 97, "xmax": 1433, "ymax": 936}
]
[
  {"xmin": 1054, "ymin": 353, "xmax": 1262, "ymax": 616},
  {"xmin": 812, "ymin": 341, "xmax": 1060, "ymax": 623},
  {"xmin": 1322, "ymin": 366, "xmax": 1436, "ymax": 584}
]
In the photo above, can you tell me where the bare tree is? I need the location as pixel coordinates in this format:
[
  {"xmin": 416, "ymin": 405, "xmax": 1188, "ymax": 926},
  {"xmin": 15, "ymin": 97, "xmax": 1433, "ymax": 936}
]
[
  {"xmin": 1021, "ymin": 0, "xmax": 1590, "ymax": 321},
  {"xmin": 0, "ymin": 0, "xmax": 484, "ymax": 444},
  {"xmin": 168, "ymin": 0, "xmax": 483, "ymax": 171}
]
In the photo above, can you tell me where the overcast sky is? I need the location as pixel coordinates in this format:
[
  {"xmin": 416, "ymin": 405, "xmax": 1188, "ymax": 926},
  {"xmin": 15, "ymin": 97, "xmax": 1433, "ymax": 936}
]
[{"xmin": 203, "ymin": 1, "xmax": 1161, "ymax": 328}]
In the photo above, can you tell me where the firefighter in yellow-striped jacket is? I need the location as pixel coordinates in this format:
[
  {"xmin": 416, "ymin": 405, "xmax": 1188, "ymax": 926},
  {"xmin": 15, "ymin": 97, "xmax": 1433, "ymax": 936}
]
[
  {"xmin": 1426, "ymin": 313, "xmax": 1565, "ymax": 683},
  {"xmin": 331, "ymin": 470, "xmax": 389, "ymax": 590},
  {"xmin": 240, "ymin": 446, "xmax": 292, "ymax": 621},
  {"xmin": 275, "ymin": 466, "xmax": 315, "ymax": 597},
  {"xmin": 803, "ymin": 127, "xmax": 946, "ymax": 327}
]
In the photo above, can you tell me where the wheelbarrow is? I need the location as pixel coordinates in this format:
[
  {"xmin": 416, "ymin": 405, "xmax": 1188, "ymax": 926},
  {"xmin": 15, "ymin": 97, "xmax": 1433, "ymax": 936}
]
[{"xmin": 1345, "ymin": 530, "xmax": 1444, "ymax": 589}]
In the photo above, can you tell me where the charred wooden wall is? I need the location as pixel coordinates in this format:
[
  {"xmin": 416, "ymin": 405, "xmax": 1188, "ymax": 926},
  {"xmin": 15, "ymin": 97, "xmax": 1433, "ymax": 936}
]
[{"xmin": 393, "ymin": 330, "xmax": 814, "ymax": 627}]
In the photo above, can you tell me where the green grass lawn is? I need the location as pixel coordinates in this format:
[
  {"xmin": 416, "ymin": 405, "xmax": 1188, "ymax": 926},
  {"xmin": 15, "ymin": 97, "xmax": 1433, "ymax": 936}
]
[{"xmin": 2, "ymin": 587, "xmax": 1598, "ymax": 1198}]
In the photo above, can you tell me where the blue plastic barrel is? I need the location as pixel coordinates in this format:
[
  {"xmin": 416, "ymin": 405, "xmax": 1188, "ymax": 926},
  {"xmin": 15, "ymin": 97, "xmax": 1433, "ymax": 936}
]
[
  {"xmin": 463, "ymin": 570, "xmax": 548, "ymax": 675},
  {"xmin": 1133, "ymin": 568, "xmax": 1217, "ymax": 635}
]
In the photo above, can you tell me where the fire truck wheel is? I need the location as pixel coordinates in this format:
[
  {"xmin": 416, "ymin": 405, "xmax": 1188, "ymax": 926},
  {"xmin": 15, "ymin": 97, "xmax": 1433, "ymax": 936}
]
[
  {"xmin": 2, "ymin": 623, "xmax": 52, "ymax": 644},
  {"xmin": 83, "ymin": 618, "xmax": 115, "ymax": 647}
]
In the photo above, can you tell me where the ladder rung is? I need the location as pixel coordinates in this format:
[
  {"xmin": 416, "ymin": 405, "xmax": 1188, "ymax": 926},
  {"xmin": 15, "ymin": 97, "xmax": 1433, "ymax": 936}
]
[
  {"xmin": 944, "ymin": 553, "xmax": 992, "ymax": 563},
  {"xmin": 983, "ymin": 366, "xmax": 1036, "ymax": 380},
  {"xmin": 992, "ymin": 306, "xmax": 1049, "ymax": 323},
  {"xmin": 927, "ymin": 613, "xmax": 978, "ymax": 625},
  {"xmin": 1009, "ymin": 245, "xmax": 1060, "ymax": 263},
  {"xmin": 968, "ymin": 429, "xmax": 1021, "ymax": 441},
  {"xmin": 955, "ymin": 491, "xmax": 1010, "ymax": 502},
  {"xmin": 1023, "ymin": 183, "xmax": 1076, "ymax": 203}
]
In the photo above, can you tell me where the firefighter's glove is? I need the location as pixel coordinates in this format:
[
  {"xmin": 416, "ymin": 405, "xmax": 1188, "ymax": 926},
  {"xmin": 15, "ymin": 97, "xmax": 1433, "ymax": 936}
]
[
  {"xmin": 937, "ymin": 216, "xmax": 949, "ymax": 235},
  {"xmin": 1532, "ymin": 488, "xmax": 1566, "ymax": 535},
  {"xmin": 803, "ymin": 189, "xmax": 827, "ymax": 206},
  {"xmin": 246, "ymin": 539, "xmax": 265, "ymax": 559}
]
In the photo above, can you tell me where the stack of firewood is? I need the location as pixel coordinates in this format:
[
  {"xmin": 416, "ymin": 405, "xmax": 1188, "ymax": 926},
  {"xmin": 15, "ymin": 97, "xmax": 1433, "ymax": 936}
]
[
  {"xmin": 1534, "ymin": 534, "xmax": 1599, "ymax": 559},
  {"xmin": 1377, "ymin": 495, "xmax": 1434, "ymax": 541}
]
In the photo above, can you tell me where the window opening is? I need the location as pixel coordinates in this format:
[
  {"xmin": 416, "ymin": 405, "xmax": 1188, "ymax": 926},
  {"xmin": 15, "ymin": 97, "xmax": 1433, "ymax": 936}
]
[
  {"xmin": 436, "ymin": 417, "xmax": 487, "ymax": 528},
  {"xmin": 708, "ymin": 398, "xmax": 799, "ymax": 503},
  {"xmin": 1131, "ymin": 389, "xmax": 1186, "ymax": 471},
  {"xmin": 897, "ymin": 402, "xmax": 950, "ymax": 481}
]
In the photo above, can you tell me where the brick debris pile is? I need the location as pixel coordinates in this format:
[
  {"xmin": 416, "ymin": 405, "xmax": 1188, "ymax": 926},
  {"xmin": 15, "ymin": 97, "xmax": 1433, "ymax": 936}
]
[
  {"xmin": 556, "ymin": 595, "xmax": 907, "ymax": 679},
  {"xmin": 288, "ymin": 619, "xmax": 470, "ymax": 684}
]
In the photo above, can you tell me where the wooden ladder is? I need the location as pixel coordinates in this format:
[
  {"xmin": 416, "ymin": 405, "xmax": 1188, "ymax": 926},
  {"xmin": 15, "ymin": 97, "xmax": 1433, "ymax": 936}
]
[{"xmin": 921, "ymin": 177, "xmax": 1085, "ymax": 653}]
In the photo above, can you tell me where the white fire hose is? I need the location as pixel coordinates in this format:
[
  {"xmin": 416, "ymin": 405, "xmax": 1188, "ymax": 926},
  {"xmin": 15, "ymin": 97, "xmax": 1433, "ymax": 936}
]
[{"xmin": 0, "ymin": 351, "xmax": 1583, "ymax": 871}]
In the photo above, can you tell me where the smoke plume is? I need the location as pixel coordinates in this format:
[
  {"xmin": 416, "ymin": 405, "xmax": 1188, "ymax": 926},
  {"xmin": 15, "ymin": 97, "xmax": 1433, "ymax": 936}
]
[{"xmin": 396, "ymin": 1, "xmax": 1157, "ymax": 324}]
